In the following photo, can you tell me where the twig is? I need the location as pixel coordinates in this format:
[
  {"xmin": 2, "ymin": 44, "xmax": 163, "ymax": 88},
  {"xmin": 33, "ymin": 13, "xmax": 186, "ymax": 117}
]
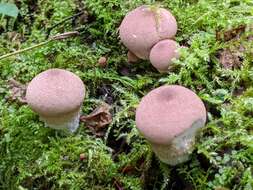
[
  {"xmin": 0, "ymin": 31, "xmax": 79, "ymax": 60},
  {"xmin": 0, "ymin": 40, "xmax": 52, "ymax": 60},
  {"xmin": 46, "ymin": 11, "xmax": 84, "ymax": 38},
  {"xmin": 51, "ymin": 31, "xmax": 79, "ymax": 40}
]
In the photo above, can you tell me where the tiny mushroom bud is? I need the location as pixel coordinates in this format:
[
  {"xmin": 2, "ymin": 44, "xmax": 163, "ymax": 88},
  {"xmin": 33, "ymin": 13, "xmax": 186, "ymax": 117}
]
[
  {"xmin": 26, "ymin": 68, "xmax": 85, "ymax": 132},
  {"xmin": 149, "ymin": 39, "xmax": 179, "ymax": 72},
  {"xmin": 135, "ymin": 85, "xmax": 206, "ymax": 165},
  {"xmin": 79, "ymin": 153, "xmax": 86, "ymax": 161},
  {"xmin": 98, "ymin": 56, "xmax": 107, "ymax": 67},
  {"xmin": 119, "ymin": 5, "xmax": 177, "ymax": 59}
]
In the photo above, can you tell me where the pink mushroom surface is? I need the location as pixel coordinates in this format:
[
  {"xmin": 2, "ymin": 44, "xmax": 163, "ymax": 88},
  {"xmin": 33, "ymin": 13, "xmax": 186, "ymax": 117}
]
[
  {"xmin": 119, "ymin": 5, "xmax": 177, "ymax": 59},
  {"xmin": 149, "ymin": 39, "xmax": 179, "ymax": 72}
]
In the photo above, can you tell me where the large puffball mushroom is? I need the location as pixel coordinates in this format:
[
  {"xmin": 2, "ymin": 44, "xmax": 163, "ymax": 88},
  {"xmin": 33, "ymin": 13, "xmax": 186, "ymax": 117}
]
[
  {"xmin": 149, "ymin": 39, "xmax": 179, "ymax": 72},
  {"xmin": 119, "ymin": 5, "xmax": 177, "ymax": 59},
  {"xmin": 26, "ymin": 68, "xmax": 85, "ymax": 132},
  {"xmin": 135, "ymin": 85, "xmax": 206, "ymax": 166}
]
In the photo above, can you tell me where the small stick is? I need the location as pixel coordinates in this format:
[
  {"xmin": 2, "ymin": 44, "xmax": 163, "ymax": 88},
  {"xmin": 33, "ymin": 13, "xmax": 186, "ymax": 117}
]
[
  {"xmin": 46, "ymin": 11, "xmax": 84, "ymax": 38},
  {"xmin": 0, "ymin": 40, "xmax": 52, "ymax": 60},
  {"xmin": 0, "ymin": 31, "xmax": 79, "ymax": 60}
]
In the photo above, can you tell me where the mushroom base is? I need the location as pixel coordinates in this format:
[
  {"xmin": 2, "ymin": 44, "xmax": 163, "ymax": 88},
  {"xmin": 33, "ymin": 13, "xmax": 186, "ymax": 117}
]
[
  {"xmin": 40, "ymin": 109, "xmax": 81, "ymax": 132},
  {"xmin": 151, "ymin": 119, "xmax": 205, "ymax": 166},
  {"xmin": 151, "ymin": 140, "xmax": 193, "ymax": 166}
]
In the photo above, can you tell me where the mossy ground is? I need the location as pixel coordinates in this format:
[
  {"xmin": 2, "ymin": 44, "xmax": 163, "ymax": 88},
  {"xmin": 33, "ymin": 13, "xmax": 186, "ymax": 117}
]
[{"xmin": 0, "ymin": 0, "xmax": 253, "ymax": 189}]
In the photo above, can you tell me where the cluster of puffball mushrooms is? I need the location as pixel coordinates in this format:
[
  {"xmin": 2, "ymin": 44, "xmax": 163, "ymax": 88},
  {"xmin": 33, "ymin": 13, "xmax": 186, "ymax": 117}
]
[
  {"xmin": 119, "ymin": 5, "xmax": 179, "ymax": 72},
  {"xmin": 25, "ymin": 5, "xmax": 206, "ymax": 166}
]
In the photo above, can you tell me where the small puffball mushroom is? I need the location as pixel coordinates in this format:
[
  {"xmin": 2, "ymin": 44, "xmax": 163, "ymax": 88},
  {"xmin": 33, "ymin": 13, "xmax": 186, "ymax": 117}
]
[
  {"xmin": 149, "ymin": 39, "xmax": 179, "ymax": 72},
  {"xmin": 119, "ymin": 5, "xmax": 177, "ymax": 59},
  {"xmin": 26, "ymin": 68, "xmax": 85, "ymax": 132},
  {"xmin": 135, "ymin": 85, "xmax": 206, "ymax": 165},
  {"xmin": 98, "ymin": 56, "xmax": 107, "ymax": 67}
]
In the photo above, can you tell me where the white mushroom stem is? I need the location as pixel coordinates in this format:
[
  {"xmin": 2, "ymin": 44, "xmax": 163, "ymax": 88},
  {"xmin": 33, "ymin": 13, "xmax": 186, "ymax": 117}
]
[
  {"xmin": 40, "ymin": 108, "xmax": 81, "ymax": 133},
  {"xmin": 150, "ymin": 119, "xmax": 205, "ymax": 165}
]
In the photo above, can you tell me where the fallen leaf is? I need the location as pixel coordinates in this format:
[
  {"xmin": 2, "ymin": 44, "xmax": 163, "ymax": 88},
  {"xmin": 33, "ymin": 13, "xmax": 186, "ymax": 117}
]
[
  {"xmin": 0, "ymin": 3, "xmax": 19, "ymax": 18},
  {"xmin": 120, "ymin": 165, "xmax": 135, "ymax": 174},
  {"xmin": 216, "ymin": 25, "xmax": 246, "ymax": 42},
  {"xmin": 217, "ymin": 25, "xmax": 253, "ymax": 69},
  {"xmin": 6, "ymin": 32, "xmax": 23, "ymax": 48},
  {"xmin": 7, "ymin": 79, "xmax": 27, "ymax": 104},
  {"xmin": 218, "ymin": 48, "xmax": 241, "ymax": 69},
  {"xmin": 233, "ymin": 86, "xmax": 245, "ymax": 97},
  {"xmin": 80, "ymin": 103, "xmax": 112, "ymax": 136}
]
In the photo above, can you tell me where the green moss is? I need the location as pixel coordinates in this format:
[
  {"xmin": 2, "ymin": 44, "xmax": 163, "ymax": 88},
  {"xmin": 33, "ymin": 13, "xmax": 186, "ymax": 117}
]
[{"xmin": 0, "ymin": 0, "xmax": 253, "ymax": 189}]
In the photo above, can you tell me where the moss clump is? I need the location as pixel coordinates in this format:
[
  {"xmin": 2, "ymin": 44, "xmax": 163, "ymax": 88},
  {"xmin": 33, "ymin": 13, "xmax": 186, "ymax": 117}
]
[{"xmin": 0, "ymin": 0, "xmax": 252, "ymax": 189}]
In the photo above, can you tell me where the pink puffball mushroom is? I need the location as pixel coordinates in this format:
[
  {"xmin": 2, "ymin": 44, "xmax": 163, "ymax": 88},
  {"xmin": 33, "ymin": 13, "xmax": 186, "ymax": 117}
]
[
  {"xmin": 98, "ymin": 56, "xmax": 107, "ymax": 67},
  {"xmin": 135, "ymin": 85, "xmax": 206, "ymax": 165},
  {"xmin": 149, "ymin": 39, "xmax": 179, "ymax": 72},
  {"xmin": 26, "ymin": 68, "xmax": 85, "ymax": 132},
  {"xmin": 119, "ymin": 5, "xmax": 177, "ymax": 60}
]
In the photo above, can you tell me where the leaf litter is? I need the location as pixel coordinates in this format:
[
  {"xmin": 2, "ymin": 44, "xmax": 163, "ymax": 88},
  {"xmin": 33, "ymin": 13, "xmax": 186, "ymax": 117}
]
[
  {"xmin": 80, "ymin": 102, "xmax": 112, "ymax": 136},
  {"xmin": 217, "ymin": 24, "xmax": 252, "ymax": 69},
  {"xmin": 7, "ymin": 79, "xmax": 27, "ymax": 104}
]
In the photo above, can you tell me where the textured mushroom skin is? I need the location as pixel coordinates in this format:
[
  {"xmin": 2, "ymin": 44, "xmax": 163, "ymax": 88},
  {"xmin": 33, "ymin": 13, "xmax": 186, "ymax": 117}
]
[
  {"xmin": 26, "ymin": 69, "xmax": 85, "ymax": 116},
  {"xmin": 119, "ymin": 5, "xmax": 177, "ymax": 59},
  {"xmin": 136, "ymin": 85, "xmax": 206, "ymax": 145},
  {"xmin": 26, "ymin": 69, "xmax": 85, "ymax": 132},
  {"xmin": 149, "ymin": 39, "xmax": 179, "ymax": 72},
  {"xmin": 135, "ymin": 85, "xmax": 206, "ymax": 165},
  {"xmin": 151, "ymin": 119, "xmax": 205, "ymax": 165}
]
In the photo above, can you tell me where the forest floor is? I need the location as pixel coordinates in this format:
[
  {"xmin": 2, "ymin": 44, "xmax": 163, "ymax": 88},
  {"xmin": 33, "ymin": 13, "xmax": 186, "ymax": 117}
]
[{"xmin": 0, "ymin": 0, "xmax": 252, "ymax": 189}]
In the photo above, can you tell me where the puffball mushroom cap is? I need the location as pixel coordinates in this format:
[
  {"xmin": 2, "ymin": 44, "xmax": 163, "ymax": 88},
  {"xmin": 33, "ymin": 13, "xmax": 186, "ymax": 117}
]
[
  {"xmin": 135, "ymin": 85, "xmax": 206, "ymax": 165},
  {"xmin": 119, "ymin": 5, "xmax": 177, "ymax": 59},
  {"xmin": 149, "ymin": 39, "xmax": 179, "ymax": 72},
  {"xmin": 26, "ymin": 68, "xmax": 85, "ymax": 132},
  {"xmin": 136, "ymin": 85, "xmax": 206, "ymax": 144}
]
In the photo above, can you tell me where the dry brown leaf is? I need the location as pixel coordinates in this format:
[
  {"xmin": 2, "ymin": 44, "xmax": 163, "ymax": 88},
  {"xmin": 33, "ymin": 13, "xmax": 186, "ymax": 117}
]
[
  {"xmin": 216, "ymin": 25, "xmax": 246, "ymax": 42},
  {"xmin": 219, "ymin": 48, "xmax": 241, "ymax": 69},
  {"xmin": 120, "ymin": 165, "xmax": 136, "ymax": 175},
  {"xmin": 7, "ymin": 79, "xmax": 27, "ymax": 104},
  {"xmin": 80, "ymin": 103, "xmax": 112, "ymax": 136},
  {"xmin": 217, "ymin": 25, "xmax": 253, "ymax": 69}
]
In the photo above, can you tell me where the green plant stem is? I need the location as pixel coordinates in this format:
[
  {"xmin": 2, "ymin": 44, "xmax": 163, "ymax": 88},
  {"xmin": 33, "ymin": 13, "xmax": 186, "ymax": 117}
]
[
  {"xmin": 0, "ymin": 14, "xmax": 4, "ymax": 23},
  {"xmin": 0, "ymin": 39, "xmax": 53, "ymax": 60}
]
